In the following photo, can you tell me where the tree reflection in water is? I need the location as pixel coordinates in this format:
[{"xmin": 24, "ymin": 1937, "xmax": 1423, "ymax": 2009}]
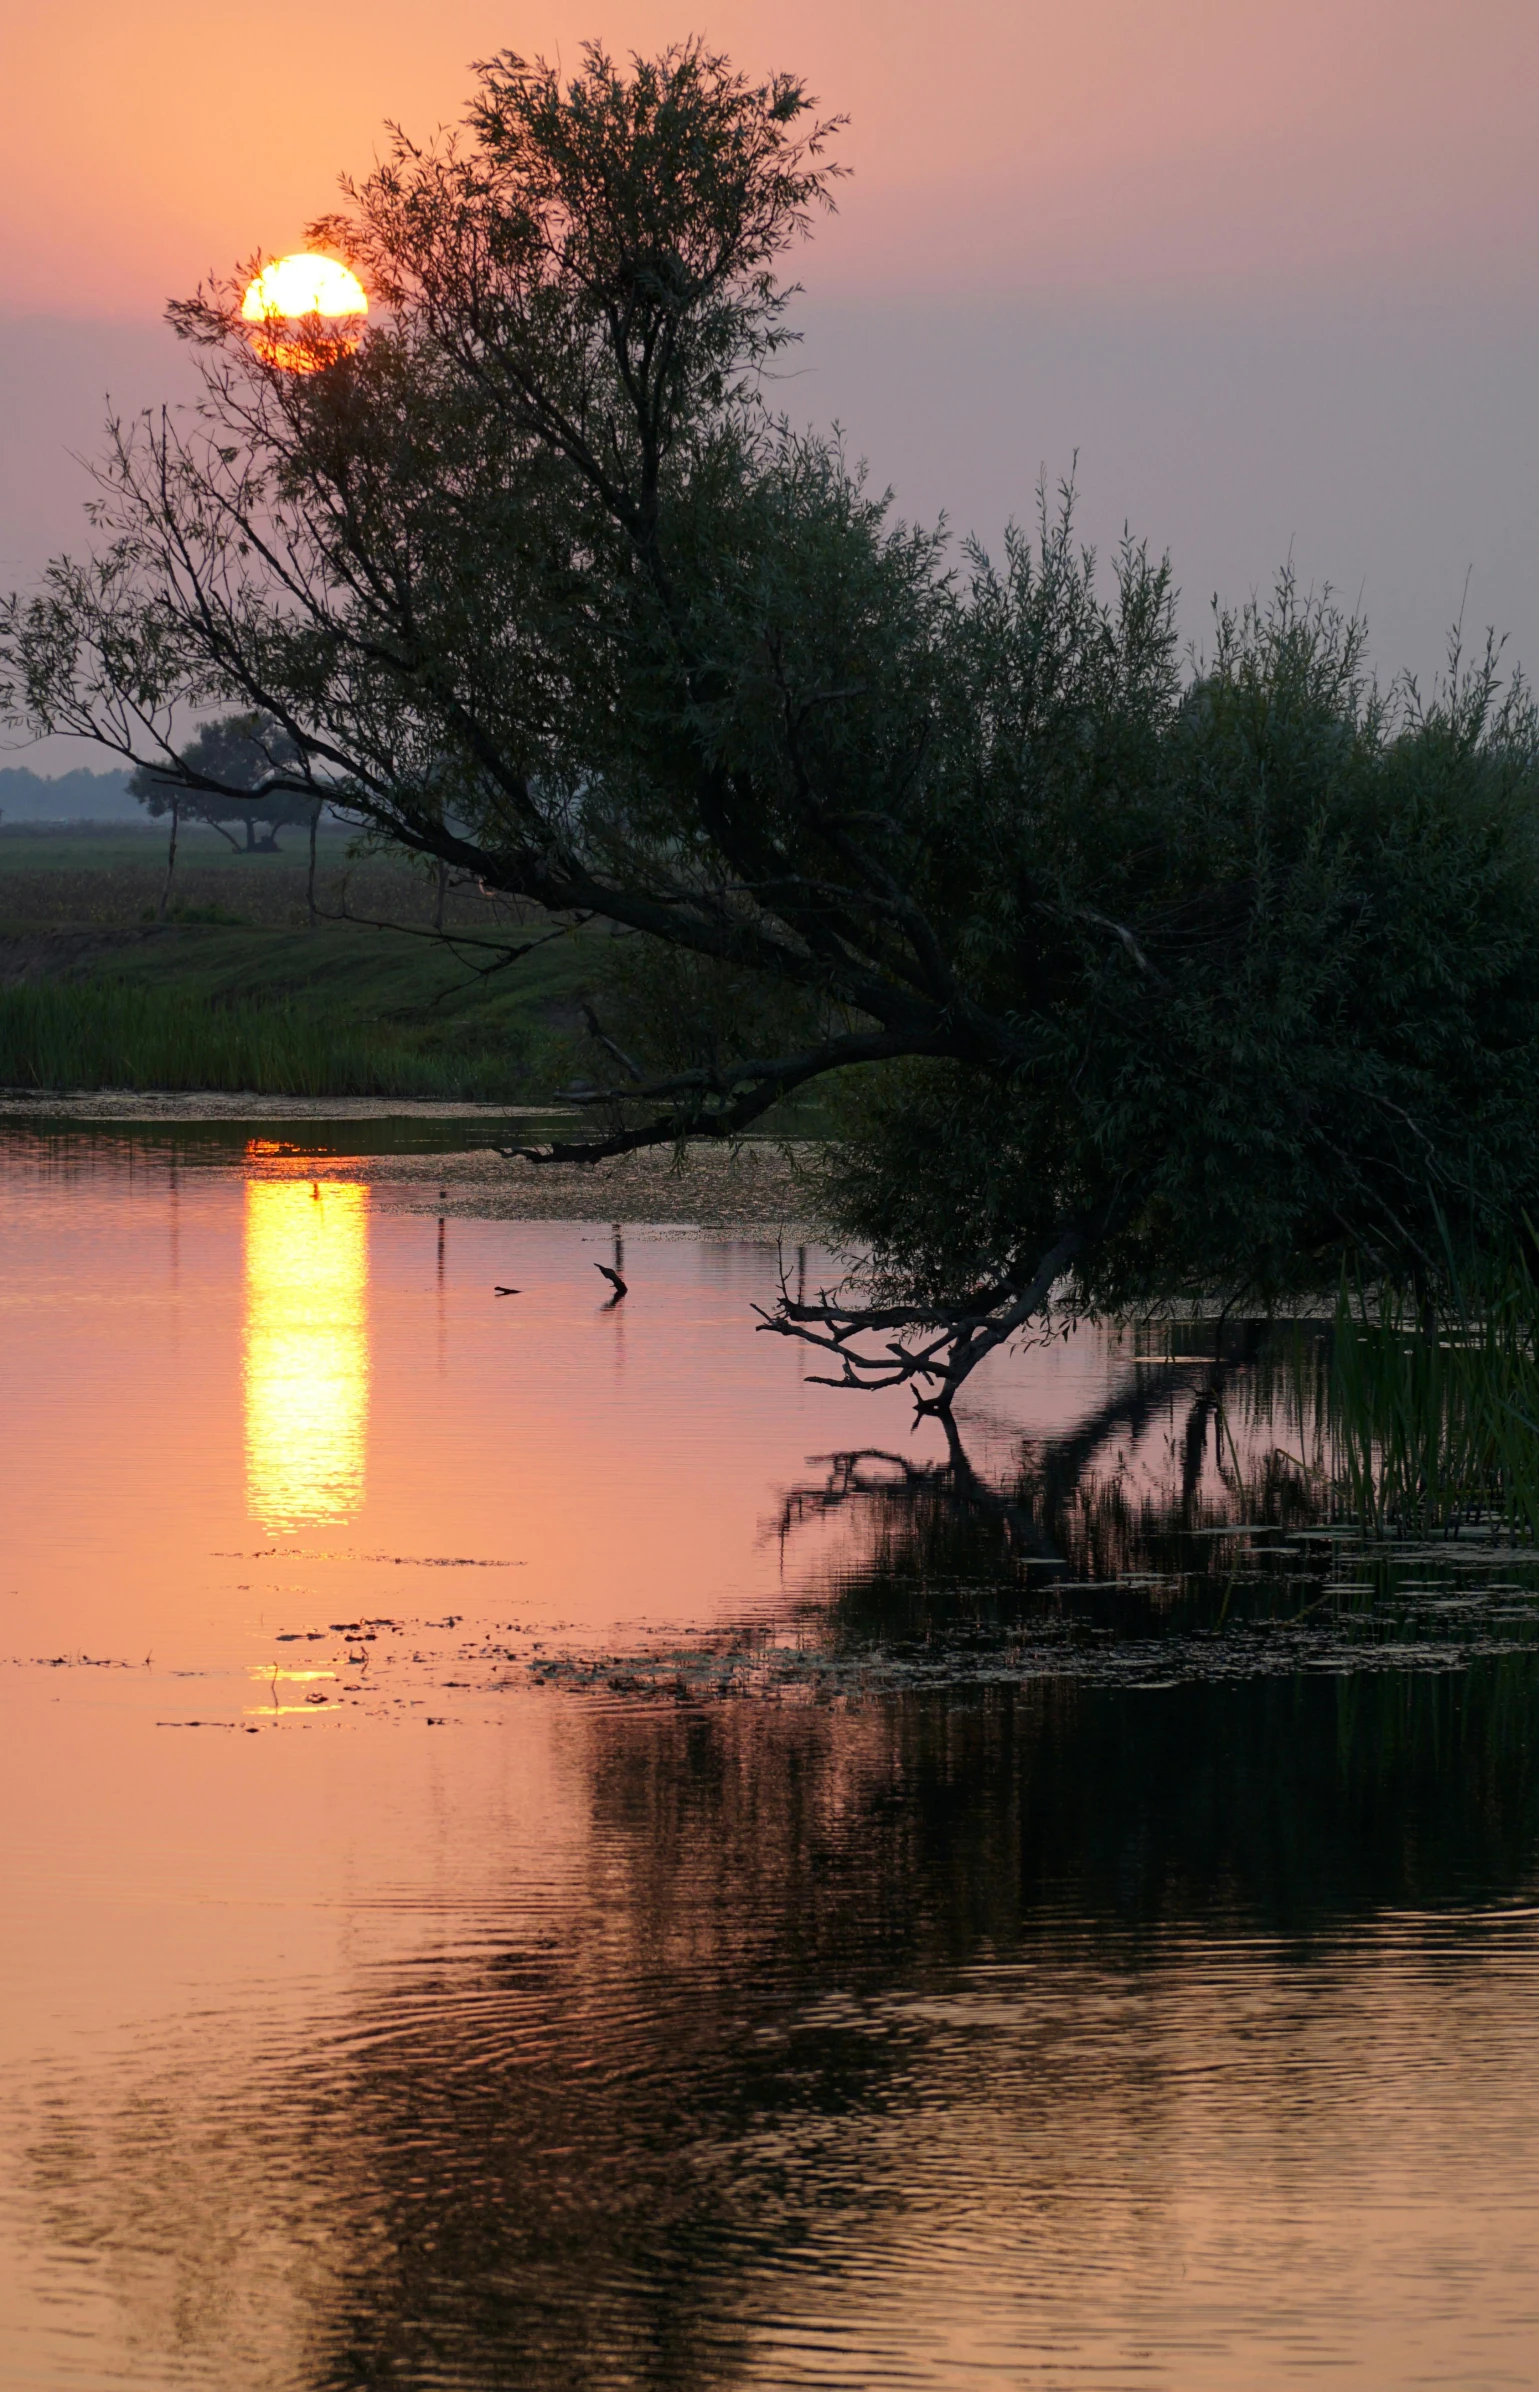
[
  {"xmin": 17, "ymin": 1329, "xmax": 1539, "ymax": 2390},
  {"xmin": 771, "ymin": 1317, "xmax": 1526, "ymax": 1659},
  {"xmin": 23, "ymin": 1658, "xmax": 1539, "ymax": 2391}
]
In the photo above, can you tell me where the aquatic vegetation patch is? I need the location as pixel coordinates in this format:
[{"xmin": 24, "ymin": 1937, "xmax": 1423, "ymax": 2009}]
[
  {"xmin": 1328, "ymin": 1266, "xmax": 1539, "ymax": 1538},
  {"xmin": 514, "ymin": 1542, "xmax": 1539, "ymax": 1706}
]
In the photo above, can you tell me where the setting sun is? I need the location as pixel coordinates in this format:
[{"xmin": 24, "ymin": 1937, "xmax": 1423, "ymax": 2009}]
[
  {"xmin": 240, "ymin": 252, "xmax": 367, "ymax": 369},
  {"xmin": 240, "ymin": 252, "xmax": 367, "ymax": 323}
]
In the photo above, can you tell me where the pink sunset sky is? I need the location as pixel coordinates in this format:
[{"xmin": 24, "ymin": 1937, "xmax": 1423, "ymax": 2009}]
[{"xmin": 2, "ymin": 0, "xmax": 1536, "ymax": 755}]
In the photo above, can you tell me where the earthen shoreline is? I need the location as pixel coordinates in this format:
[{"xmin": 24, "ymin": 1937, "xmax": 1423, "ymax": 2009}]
[{"xmin": 0, "ymin": 1091, "xmax": 824, "ymax": 1232}]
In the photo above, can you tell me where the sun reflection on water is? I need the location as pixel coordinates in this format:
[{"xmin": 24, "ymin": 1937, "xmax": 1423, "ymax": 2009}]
[{"xmin": 243, "ymin": 1179, "xmax": 369, "ymax": 1533}]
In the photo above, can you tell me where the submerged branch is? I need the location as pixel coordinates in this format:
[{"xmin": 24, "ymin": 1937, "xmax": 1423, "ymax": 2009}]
[{"xmin": 757, "ymin": 1226, "xmax": 1085, "ymax": 1414}]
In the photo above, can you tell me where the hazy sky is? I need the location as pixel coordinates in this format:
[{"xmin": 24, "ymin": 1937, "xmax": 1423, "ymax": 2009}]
[{"xmin": 2, "ymin": 1, "xmax": 1536, "ymax": 760}]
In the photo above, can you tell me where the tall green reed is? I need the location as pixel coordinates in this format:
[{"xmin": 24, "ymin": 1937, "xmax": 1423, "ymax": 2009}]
[
  {"xmin": 1329, "ymin": 1245, "xmax": 1539, "ymax": 1539},
  {"xmin": 0, "ymin": 977, "xmax": 513, "ymax": 1100},
  {"xmin": 1135, "ymin": 1280, "xmax": 1539, "ymax": 1544}
]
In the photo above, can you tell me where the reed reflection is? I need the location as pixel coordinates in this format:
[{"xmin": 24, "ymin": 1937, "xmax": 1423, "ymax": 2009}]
[
  {"xmin": 764, "ymin": 1322, "xmax": 1539, "ymax": 1679},
  {"xmin": 242, "ymin": 1177, "xmax": 369, "ymax": 1534}
]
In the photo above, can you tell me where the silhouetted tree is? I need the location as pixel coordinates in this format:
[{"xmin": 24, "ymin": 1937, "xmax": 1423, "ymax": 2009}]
[{"xmin": 7, "ymin": 42, "xmax": 1539, "ymax": 1406}]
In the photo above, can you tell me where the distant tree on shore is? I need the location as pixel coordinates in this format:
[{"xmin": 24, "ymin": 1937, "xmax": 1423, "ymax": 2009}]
[
  {"xmin": 129, "ymin": 714, "xmax": 319, "ymax": 852},
  {"xmin": 7, "ymin": 42, "xmax": 1539, "ymax": 1409}
]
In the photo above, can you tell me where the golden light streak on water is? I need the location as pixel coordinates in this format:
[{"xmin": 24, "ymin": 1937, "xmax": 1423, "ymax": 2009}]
[{"xmin": 242, "ymin": 1179, "xmax": 368, "ymax": 1533}]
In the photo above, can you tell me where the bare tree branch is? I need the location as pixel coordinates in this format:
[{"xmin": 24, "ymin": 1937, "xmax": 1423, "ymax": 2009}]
[{"xmin": 757, "ymin": 1225, "xmax": 1085, "ymax": 1414}]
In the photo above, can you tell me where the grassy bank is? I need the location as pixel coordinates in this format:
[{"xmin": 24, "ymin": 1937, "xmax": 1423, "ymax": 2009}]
[
  {"xmin": 0, "ymin": 828, "xmax": 850, "ymax": 1125},
  {"xmin": 0, "ymin": 906, "xmax": 601, "ymax": 1099},
  {"xmin": 0, "ymin": 977, "xmax": 522, "ymax": 1099}
]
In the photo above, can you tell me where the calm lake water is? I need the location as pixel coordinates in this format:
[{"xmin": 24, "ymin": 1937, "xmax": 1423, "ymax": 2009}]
[{"xmin": 4, "ymin": 1125, "xmax": 1539, "ymax": 2390}]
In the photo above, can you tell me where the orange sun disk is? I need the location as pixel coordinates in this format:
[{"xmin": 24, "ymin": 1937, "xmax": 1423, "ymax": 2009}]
[{"xmin": 241, "ymin": 254, "xmax": 368, "ymax": 371}]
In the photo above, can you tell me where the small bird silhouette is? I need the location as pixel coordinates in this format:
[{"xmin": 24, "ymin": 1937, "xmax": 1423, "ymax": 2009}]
[
  {"xmin": 494, "ymin": 1285, "xmax": 522, "ymax": 1297},
  {"xmin": 595, "ymin": 1263, "xmax": 628, "ymax": 1299}
]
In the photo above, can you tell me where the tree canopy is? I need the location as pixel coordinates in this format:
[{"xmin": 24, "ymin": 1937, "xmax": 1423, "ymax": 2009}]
[{"xmin": 5, "ymin": 38, "xmax": 1539, "ymax": 1408}]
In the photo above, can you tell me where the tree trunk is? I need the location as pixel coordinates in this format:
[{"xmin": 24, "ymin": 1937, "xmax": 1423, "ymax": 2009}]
[
  {"xmin": 434, "ymin": 855, "xmax": 447, "ymax": 932},
  {"xmin": 308, "ymin": 804, "xmax": 319, "ymax": 926},
  {"xmin": 157, "ymin": 799, "xmax": 180, "ymax": 921}
]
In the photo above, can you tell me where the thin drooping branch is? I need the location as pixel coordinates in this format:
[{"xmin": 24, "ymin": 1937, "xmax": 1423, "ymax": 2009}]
[
  {"xmin": 502, "ymin": 1025, "xmax": 930, "ymax": 1163},
  {"xmin": 34, "ymin": 458, "xmax": 971, "ymax": 1055},
  {"xmin": 578, "ymin": 999, "xmax": 644, "ymax": 1084},
  {"xmin": 312, "ymin": 890, "xmax": 586, "ymax": 977}
]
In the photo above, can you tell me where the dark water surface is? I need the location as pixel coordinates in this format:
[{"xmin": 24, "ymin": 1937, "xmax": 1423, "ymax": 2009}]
[{"xmin": 5, "ymin": 1130, "xmax": 1539, "ymax": 2390}]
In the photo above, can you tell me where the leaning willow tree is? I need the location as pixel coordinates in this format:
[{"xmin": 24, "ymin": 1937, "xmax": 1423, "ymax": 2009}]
[{"xmin": 8, "ymin": 41, "xmax": 1539, "ymax": 1412}]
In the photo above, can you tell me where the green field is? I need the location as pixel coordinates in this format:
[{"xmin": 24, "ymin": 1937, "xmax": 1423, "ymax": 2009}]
[
  {"xmin": 0, "ymin": 825, "xmax": 264, "ymax": 869},
  {"xmin": 0, "ymin": 829, "xmax": 850, "ymax": 1128},
  {"xmin": 0, "ymin": 828, "xmax": 596, "ymax": 1098},
  {"xmin": 0, "ymin": 823, "xmax": 498, "ymax": 931}
]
